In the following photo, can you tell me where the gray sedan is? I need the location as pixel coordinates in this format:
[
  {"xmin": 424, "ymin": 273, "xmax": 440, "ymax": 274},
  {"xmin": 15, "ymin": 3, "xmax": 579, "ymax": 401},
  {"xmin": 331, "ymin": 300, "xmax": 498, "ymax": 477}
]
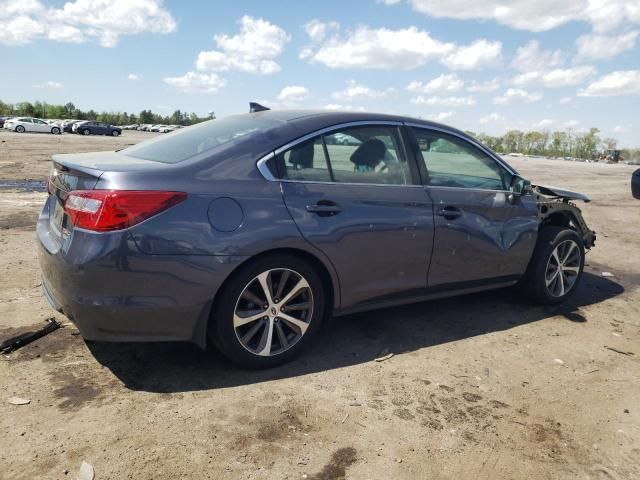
[{"xmin": 38, "ymin": 108, "xmax": 596, "ymax": 368}]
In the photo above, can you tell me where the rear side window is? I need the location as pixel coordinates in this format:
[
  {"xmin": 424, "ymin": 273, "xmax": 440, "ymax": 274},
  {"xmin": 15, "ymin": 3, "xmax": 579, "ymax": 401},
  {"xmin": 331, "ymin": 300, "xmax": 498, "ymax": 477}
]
[
  {"xmin": 123, "ymin": 115, "xmax": 282, "ymax": 164},
  {"xmin": 273, "ymin": 124, "xmax": 412, "ymax": 186},
  {"xmin": 278, "ymin": 137, "xmax": 331, "ymax": 182}
]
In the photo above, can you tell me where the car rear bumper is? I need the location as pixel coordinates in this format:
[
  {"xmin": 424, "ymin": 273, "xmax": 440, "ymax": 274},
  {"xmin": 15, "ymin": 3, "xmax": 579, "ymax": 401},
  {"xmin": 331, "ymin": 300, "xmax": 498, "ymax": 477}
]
[{"xmin": 37, "ymin": 204, "xmax": 247, "ymax": 347}]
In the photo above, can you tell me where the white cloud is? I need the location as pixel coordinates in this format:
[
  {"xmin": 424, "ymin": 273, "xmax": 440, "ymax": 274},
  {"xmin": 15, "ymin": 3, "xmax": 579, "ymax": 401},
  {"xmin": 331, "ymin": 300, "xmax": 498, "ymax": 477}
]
[
  {"xmin": 33, "ymin": 80, "xmax": 63, "ymax": 89},
  {"xmin": 613, "ymin": 125, "xmax": 630, "ymax": 133},
  {"xmin": 301, "ymin": 23, "xmax": 501, "ymax": 71},
  {"xmin": 163, "ymin": 72, "xmax": 226, "ymax": 94},
  {"xmin": 408, "ymin": 0, "xmax": 640, "ymax": 32},
  {"xmin": 575, "ymin": 31, "xmax": 638, "ymax": 60},
  {"xmin": 324, "ymin": 104, "xmax": 366, "ymax": 111},
  {"xmin": 467, "ymin": 78, "xmax": 501, "ymax": 93},
  {"xmin": 578, "ymin": 70, "xmax": 640, "ymax": 96},
  {"xmin": 377, "ymin": 0, "xmax": 401, "ymax": 4},
  {"xmin": 332, "ymin": 80, "xmax": 389, "ymax": 101},
  {"xmin": 441, "ymin": 39, "xmax": 502, "ymax": 70},
  {"xmin": 480, "ymin": 113, "xmax": 503, "ymax": 124},
  {"xmin": 408, "ymin": 74, "xmax": 464, "ymax": 94},
  {"xmin": 0, "ymin": 0, "xmax": 176, "ymax": 47},
  {"xmin": 304, "ymin": 19, "xmax": 339, "ymax": 43},
  {"xmin": 534, "ymin": 119, "xmax": 556, "ymax": 128},
  {"xmin": 277, "ymin": 85, "xmax": 310, "ymax": 105},
  {"xmin": 513, "ymin": 66, "xmax": 596, "ymax": 88},
  {"xmin": 559, "ymin": 96, "xmax": 572, "ymax": 104},
  {"xmin": 427, "ymin": 111, "xmax": 454, "ymax": 122},
  {"xmin": 411, "ymin": 95, "xmax": 476, "ymax": 106},
  {"xmin": 493, "ymin": 88, "xmax": 542, "ymax": 104},
  {"xmin": 127, "ymin": 73, "xmax": 140, "ymax": 81},
  {"xmin": 195, "ymin": 16, "xmax": 289, "ymax": 75},
  {"xmin": 512, "ymin": 40, "xmax": 564, "ymax": 72}
]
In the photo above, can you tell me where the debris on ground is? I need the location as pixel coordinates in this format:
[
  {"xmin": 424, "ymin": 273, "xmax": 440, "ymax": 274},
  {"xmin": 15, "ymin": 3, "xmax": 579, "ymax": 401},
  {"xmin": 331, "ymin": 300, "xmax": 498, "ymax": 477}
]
[
  {"xmin": 0, "ymin": 317, "xmax": 60, "ymax": 354},
  {"xmin": 375, "ymin": 349, "xmax": 394, "ymax": 362},
  {"xmin": 77, "ymin": 461, "xmax": 94, "ymax": 480},
  {"xmin": 554, "ymin": 358, "xmax": 565, "ymax": 364},
  {"xmin": 7, "ymin": 396, "xmax": 30, "ymax": 405},
  {"xmin": 601, "ymin": 271, "xmax": 615, "ymax": 277},
  {"xmin": 604, "ymin": 346, "xmax": 635, "ymax": 356}
]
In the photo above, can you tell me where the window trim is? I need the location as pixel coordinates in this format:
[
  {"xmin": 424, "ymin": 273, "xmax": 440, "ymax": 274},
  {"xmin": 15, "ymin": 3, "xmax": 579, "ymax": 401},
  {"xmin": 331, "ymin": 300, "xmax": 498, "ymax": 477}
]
[{"xmin": 256, "ymin": 120, "xmax": 423, "ymax": 187}]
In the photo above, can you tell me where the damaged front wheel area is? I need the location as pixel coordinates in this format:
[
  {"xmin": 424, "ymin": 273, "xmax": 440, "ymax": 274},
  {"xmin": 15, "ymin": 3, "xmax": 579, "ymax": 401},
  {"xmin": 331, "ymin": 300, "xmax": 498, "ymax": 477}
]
[{"xmin": 521, "ymin": 226, "xmax": 585, "ymax": 305}]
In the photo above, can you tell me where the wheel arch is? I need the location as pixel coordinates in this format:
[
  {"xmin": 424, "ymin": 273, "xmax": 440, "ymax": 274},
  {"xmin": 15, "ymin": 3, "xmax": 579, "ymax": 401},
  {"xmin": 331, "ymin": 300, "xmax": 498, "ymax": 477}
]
[{"xmin": 193, "ymin": 247, "xmax": 340, "ymax": 348}]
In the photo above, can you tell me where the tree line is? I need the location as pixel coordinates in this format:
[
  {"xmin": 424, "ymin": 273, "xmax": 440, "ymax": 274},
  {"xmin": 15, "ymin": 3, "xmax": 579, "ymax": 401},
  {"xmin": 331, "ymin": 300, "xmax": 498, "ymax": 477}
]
[
  {"xmin": 466, "ymin": 127, "xmax": 638, "ymax": 161},
  {"xmin": 0, "ymin": 100, "xmax": 211, "ymax": 126}
]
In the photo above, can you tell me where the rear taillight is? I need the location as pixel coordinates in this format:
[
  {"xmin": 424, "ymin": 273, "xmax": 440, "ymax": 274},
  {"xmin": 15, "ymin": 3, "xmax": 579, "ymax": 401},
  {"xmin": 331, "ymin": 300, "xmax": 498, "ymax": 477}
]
[{"xmin": 64, "ymin": 190, "xmax": 186, "ymax": 231}]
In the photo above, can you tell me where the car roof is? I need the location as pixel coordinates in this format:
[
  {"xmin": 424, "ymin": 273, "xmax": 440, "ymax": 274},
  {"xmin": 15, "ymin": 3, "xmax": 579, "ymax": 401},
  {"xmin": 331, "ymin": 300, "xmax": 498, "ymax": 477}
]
[{"xmin": 241, "ymin": 109, "xmax": 469, "ymax": 138}]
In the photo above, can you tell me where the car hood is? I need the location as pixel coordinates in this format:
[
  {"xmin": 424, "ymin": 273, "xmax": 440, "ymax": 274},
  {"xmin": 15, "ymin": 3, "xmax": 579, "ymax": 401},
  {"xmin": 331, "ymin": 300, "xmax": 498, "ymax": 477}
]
[{"xmin": 533, "ymin": 184, "xmax": 591, "ymax": 203}]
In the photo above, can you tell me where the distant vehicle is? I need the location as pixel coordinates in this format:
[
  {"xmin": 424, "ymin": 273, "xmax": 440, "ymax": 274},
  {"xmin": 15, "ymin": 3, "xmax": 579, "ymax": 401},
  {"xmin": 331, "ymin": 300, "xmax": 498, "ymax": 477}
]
[
  {"xmin": 73, "ymin": 121, "xmax": 122, "ymax": 137},
  {"xmin": 0, "ymin": 116, "xmax": 14, "ymax": 128},
  {"xmin": 63, "ymin": 120, "xmax": 82, "ymax": 133},
  {"xmin": 632, "ymin": 169, "xmax": 640, "ymax": 199},
  {"xmin": 158, "ymin": 125, "xmax": 176, "ymax": 133},
  {"xmin": 149, "ymin": 124, "xmax": 167, "ymax": 132},
  {"xmin": 5, "ymin": 117, "xmax": 61, "ymax": 134},
  {"xmin": 138, "ymin": 124, "xmax": 152, "ymax": 131}
]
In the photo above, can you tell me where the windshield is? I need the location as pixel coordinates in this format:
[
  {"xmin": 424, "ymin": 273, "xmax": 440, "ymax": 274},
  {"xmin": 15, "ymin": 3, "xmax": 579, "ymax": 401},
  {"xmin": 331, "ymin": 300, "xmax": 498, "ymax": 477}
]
[{"xmin": 122, "ymin": 114, "xmax": 283, "ymax": 164}]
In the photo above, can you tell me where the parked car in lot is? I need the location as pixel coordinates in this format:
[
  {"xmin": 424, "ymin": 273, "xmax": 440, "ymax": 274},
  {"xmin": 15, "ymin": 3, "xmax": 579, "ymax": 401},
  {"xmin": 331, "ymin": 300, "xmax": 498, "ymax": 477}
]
[
  {"xmin": 0, "ymin": 116, "xmax": 14, "ymax": 128},
  {"xmin": 38, "ymin": 108, "xmax": 596, "ymax": 368},
  {"xmin": 63, "ymin": 120, "xmax": 82, "ymax": 133},
  {"xmin": 73, "ymin": 121, "xmax": 122, "ymax": 136},
  {"xmin": 632, "ymin": 168, "xmax": 640, "ymax": 199},
  {"xmin": 5, "ymin": 117, "xmax": 61, "ymax": 134}
]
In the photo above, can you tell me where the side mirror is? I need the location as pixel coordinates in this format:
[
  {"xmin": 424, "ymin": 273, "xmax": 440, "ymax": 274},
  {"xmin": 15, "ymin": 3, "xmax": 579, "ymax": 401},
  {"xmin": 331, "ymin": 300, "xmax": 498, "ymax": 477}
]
[
  {"xmin": 509, "ymin": 175, "xmax": 531, "ymax": 203},
  {"xmin": 511, "ymin": 175, "xmax": 531, "ymax": 195}
]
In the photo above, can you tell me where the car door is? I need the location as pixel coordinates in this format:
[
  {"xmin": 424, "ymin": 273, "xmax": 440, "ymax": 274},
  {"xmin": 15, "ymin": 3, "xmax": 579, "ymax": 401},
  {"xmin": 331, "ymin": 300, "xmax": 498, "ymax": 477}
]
[
  {"xmin": 407, "ymin": 125, "xmax": 538, "ymax": 290},
  {"xmin": 32, "ymin": 119, "xmax": 49, "ymax": 132},
  {"xmin": 19, "ymin": 118, "xmax": 33, "ymax": 132},
  {"xmin": 276, "ymin": 122, "xmax": 434, "ymax": 308}
]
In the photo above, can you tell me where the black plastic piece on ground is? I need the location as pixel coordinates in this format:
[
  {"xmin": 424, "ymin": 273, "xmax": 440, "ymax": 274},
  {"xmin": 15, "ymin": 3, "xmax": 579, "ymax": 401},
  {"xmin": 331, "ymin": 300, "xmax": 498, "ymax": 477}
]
[{"xmin": 0, "ymin": 317, "xmax": 61, "ymax": 354}]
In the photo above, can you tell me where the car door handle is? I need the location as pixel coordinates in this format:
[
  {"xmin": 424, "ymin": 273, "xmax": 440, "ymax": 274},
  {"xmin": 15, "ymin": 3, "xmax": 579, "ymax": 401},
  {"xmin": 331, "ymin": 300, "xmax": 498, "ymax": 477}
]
[
  {"xmin": 306, "ymin": 201, "xmax": 342, "ymax": 217},
  {"xmin": 436, "ymin": 205, "xmax": 463, "ymax": 220}
]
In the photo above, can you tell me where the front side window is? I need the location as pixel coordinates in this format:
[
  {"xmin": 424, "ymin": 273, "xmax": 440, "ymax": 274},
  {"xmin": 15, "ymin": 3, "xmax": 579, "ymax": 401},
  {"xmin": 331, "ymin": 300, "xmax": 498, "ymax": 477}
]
[
  {"xmin": 411, "ymin": 128, "xmax": 509, "ymax": 190},
  {"xmin": 273, "ymin": 124, "xmax": 412, "ymax": 186}
]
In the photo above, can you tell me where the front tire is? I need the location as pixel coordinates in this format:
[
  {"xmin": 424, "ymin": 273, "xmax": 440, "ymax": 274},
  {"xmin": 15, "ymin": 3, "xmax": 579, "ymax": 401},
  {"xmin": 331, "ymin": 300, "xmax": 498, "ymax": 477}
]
[
  {"xmin": 522, "ymin": 227, "xmax": 585, "ymax": 304},
  {"xmin": 51, "ymin": 127, "xmax": 60, "ymax": 135},
  {"xmin": 82, "ymin": 129, "xmax": 91, "ymax": 135},
  {"xmin": 210, "ymin": 255, "xmax": 326, "ymax": 368},
  {"xmin": 111, "ymin": 130, "xmax": 120, "ymax": 137}
]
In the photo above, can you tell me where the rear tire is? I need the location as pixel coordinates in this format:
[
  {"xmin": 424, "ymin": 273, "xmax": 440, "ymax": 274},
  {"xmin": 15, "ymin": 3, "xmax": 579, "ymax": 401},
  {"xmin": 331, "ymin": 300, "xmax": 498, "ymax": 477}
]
[
  {"xmin": 15, "ymin": 125, "xmax": 25, "ymax": 133},
  {"xmin": 210, "ymin": 255, "xmax": 326, "ymax": 368},
  {"xmin": 521, "ymin": 227, "xmax": 585, "ymax": 304}
]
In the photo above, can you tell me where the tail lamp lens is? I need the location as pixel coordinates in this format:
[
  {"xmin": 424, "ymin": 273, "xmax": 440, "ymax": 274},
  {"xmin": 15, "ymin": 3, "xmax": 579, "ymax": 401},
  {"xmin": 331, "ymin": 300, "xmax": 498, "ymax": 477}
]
[{"xmin": 63, "ymin": 190, "xmax": 186, "ymax": 231}]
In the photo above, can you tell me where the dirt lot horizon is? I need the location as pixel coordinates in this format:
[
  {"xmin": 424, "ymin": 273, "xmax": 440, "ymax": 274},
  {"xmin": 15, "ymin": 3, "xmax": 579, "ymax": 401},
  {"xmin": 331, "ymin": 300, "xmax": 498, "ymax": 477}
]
[{"xmin": 0, "ymin": 129, "xmax": 638, "ymax": 479}]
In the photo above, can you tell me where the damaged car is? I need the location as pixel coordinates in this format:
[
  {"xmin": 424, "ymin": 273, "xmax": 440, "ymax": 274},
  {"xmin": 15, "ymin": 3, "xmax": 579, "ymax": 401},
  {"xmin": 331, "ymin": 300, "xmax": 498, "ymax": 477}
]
[{"xmin": 37, "ymin": 107, "xmax": 595, "ymax": 368}]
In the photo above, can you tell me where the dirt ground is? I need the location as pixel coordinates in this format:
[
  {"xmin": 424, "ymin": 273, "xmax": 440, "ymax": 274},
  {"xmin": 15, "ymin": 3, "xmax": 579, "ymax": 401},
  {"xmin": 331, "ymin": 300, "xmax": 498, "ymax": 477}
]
[{"xmin": 0, "ymin": 128, "xmax": 638, "ymax": 480}]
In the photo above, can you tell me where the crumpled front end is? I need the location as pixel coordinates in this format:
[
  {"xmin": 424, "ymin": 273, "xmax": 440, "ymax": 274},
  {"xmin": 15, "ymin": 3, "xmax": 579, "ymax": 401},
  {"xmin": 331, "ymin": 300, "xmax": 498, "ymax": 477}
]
[{"xmin": 533, "ymin": 184, "xmax": 596, "ymax": 249}]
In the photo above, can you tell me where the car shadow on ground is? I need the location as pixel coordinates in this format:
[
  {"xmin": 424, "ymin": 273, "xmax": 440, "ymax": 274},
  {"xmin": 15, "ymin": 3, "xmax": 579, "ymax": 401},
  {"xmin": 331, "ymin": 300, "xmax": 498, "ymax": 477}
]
[{"xmin": 88, "ymin": 271, "xmax": 624, "ymax": 393}]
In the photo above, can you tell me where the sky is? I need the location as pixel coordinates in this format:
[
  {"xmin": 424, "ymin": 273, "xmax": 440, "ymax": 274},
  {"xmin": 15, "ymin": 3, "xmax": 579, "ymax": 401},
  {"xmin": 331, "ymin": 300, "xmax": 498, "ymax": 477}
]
[{"xmin": 0, "ymin": 0, "xmax": 639, "ymax": 146}]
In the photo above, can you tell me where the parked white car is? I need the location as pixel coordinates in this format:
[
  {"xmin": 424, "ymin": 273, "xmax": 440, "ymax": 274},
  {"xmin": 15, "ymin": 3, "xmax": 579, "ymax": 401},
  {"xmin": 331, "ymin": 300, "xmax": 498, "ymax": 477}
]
[{"xmin": 4, "ymin": 117, "xmax": 61, "ymax": 134}]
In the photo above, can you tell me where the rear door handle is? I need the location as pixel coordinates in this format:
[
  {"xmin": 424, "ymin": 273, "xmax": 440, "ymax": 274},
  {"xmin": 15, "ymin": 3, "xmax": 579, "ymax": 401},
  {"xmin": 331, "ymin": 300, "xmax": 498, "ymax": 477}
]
[
  {"xmin": 436, "ymin": 205, "xmax": 463, "ymax": 220},
  {"xmin": 306, "ymin": 201, "xmax": 342, "ymax": 217}
]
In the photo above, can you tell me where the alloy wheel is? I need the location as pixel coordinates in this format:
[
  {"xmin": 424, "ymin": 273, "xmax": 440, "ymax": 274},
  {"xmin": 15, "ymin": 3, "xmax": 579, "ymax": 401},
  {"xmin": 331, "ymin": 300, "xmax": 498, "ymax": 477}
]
[
  {"xmin": 233, "ymin": 268, "xmax": 314, "ymax": 356},
  {"xmin": 545, "ymin": 239, "xmax": 581, "ymax": 297}
]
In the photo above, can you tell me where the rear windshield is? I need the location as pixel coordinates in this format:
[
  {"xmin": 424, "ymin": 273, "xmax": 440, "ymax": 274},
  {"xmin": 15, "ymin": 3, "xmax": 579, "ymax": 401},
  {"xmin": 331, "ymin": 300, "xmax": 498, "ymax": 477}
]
[{"xmin": 122, "ymin": 115, "xmax": 282, "ymax": 164}]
